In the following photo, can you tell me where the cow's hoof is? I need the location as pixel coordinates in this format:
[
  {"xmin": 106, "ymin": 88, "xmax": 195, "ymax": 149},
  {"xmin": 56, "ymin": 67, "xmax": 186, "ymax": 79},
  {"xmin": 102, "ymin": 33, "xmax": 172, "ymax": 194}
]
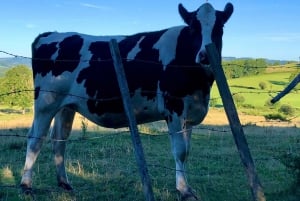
[
  {"xmin": 20, "ymin": 184, "xmax": 33, "ymax": 195},
  {"xmin": 58, "ymin": 182, "xmax": 73, "ymax": 191},
  {"xmin": 179, "ymin": 187, "xmax": 199, "ymax": 201}
]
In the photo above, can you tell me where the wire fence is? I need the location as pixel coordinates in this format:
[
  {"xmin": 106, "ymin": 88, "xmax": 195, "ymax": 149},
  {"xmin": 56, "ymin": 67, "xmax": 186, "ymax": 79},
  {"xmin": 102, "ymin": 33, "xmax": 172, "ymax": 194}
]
[
  {"xmin": 0, "ymin": 121, "xmax": 299, "ymax": 201},
  {"xmin": 0, "ymin": 50, "xmax": 299, "ymax": 200},
  {"xmin": 1, "ymin": 50, "xmax": 300, "ymax": 70}
]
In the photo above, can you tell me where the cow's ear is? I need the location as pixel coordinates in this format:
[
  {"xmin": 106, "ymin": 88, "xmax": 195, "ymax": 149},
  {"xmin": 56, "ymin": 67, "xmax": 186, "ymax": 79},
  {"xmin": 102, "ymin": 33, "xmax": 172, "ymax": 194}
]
[
  {"xmin": 179, "ymin": 4, "xmax": 192, "ymax": 25},
  {"xmin": 222, "ymin": 3, "xmax": 234, "ymax": 24}
]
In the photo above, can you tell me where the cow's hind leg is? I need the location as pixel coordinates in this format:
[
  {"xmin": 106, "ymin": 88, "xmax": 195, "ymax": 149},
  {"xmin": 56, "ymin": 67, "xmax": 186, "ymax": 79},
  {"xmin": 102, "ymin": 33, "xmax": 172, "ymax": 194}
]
[
  {"xmin": 51, "ymin": 107, "xmax": 75, "ymax": 190},
  {"xmin": 20, "ymin": 112, "xmax": 55, "ymax": 193},
  {"xmin": 168, "ymin": 118, "xmax": 198, "ymax": 200}
]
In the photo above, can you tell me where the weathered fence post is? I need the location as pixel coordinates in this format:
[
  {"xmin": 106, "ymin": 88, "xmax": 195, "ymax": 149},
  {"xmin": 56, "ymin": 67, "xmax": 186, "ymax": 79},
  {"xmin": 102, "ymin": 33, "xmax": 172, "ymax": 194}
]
[
  {"xmin": 206, "ymin": 43, "xmax": 266, "ymax": 201},
  {"xmin": 271, "ymin": 73, "xmax": 300, "ymax": 103},
  {"xmin": 109, "ymin": 39, "xmax": 155, "ymax": 201}
]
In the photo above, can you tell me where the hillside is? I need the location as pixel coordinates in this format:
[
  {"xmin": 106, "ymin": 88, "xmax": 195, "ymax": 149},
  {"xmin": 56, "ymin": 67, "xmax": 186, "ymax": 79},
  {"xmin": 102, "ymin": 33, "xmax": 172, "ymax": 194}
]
[
  {"xmin": 0, "ymin": 57, "xmax": 31, "ymax": 68},
  {"xmin": 0, "ymin": 57, "xmax": 31, "ymax": 76},
  {"xmin": 0, "ymin": 56, "xmax": 296, "ymax": 70},
  {"xmin": 210, "ymin": 63, "xmax": 299, "ymax": 118}
]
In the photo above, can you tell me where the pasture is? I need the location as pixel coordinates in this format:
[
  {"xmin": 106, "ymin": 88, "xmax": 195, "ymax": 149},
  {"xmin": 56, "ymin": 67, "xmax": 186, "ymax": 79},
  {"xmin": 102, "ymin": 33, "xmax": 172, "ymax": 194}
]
[
  {"xmin": 211, "ymin": 69, "xmax": 300, "ymax": 116},
  {"xmin": 0, "ymin": 110, "xmax": 299, "ymax": 201}
]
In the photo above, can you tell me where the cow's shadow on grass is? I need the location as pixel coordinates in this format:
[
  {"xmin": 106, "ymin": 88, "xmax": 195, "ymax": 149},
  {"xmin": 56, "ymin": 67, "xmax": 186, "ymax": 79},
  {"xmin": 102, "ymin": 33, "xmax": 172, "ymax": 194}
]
[
  {"xmin": 230, "ymin": 85, "xmax": 257, "ymax": 90},
  {"xmin": 0, "ymin": 108, "xmax": 23, "ymax": 114},
  {"xmin": 0, "ymin": 108, "xmax": 31, "ymax": 114}
]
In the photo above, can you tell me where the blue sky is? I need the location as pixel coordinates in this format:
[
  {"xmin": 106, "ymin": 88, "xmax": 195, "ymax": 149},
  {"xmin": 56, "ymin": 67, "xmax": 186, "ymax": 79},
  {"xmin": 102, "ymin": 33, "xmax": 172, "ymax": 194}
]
[{"xmin": 1, "ymin": 0, "xmax": 299, "ymax": 61}]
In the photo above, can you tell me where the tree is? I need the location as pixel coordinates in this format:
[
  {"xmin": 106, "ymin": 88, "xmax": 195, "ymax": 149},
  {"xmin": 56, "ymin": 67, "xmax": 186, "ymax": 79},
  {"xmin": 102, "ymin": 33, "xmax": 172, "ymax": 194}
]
[
  {"xmin": 0, "ymin": 65, "xmax": 33, "ymax": 113},
  {"xmin": 222, "ymin": 58, "xmax": 267, "ymax": 79}
]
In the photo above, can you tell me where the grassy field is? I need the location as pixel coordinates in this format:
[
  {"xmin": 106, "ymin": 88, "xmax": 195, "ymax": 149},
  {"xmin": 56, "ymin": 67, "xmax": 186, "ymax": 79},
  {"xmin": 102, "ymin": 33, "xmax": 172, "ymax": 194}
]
[
  {"xmin": 211, "ymin": 66, "xmax": 300, "ymax": 117},
  {"xmin": 0, "ymin": 111, "xmax": 299, "ymax": 201}
]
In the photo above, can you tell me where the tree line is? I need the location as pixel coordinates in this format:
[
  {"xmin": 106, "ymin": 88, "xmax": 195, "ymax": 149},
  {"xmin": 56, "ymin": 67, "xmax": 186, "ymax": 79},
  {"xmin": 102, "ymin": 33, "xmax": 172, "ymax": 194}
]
[
  {"xmin": 222, "ymin": 58, "xmax": 268, "ymax": 79},
  {"xmin": 0, "ymin": 65, "xmax": 33, "ymax": 113}
]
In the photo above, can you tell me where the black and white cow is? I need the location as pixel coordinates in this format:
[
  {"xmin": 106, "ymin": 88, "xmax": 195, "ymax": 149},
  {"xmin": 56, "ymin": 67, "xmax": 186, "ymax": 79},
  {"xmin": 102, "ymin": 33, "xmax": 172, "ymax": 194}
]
[{"xmin": 21, "ymin": 2, "xmax": 233, "ymax": 200}]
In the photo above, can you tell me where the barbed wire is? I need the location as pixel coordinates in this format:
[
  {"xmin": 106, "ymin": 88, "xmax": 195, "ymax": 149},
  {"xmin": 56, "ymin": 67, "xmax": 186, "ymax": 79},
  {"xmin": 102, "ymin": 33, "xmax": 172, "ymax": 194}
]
[
  {"xmin": 0, "ymin": 88, "xmax": 298, "ymax": 122},
  {"xmin": 0, "ymin": 114, "xmax": 298, "ymax": 198},
  {"xmin": 0, "ymin": 116, "xmax": 298, "ymax": 144},
  {"xmin": 0, "ymin": 86, "xmax": 298, "ymax": 103},
  {"xmin": 1, "ymin": 50, "xmax": 299, "ymax": 70},
  {"xmin": 0, "ymin": 87, "xmax": 298, "ymax": 143},
  {"xmin": 0, "ymin": 49, "xmax": 299, "ymax": 140},
  {"xmin": 222, "ymin": 62, "xmax": 300, "ymax": 70},
  {"xmin": 0, "ymin": 121, "xmax": 298, "ymax": 198}
]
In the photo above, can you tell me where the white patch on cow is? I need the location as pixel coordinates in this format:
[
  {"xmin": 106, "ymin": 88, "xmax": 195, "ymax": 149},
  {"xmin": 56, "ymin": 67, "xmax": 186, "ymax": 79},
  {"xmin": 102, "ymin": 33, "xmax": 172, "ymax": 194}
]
[
  {"xmin": 196, "ymin": 3, "xmax": 216, "ymax": 63},
  {"xmin": 127, "ymin": 36, "xmax": 145, "ymax": 60},
  {"xmin": 51, "ymin": 43, "xmax": 60, "ymax": 61},
  {"xmin": 153, "ymin": 26, "xmax": 184, "ymax": 70},
  {"xmin": 78, "ymin": 36, "xmax": 93, "ymax": 66},
  {"xmin": 35, "ymin": 32, "xmax": 125, "ymax": 49},
  {"xmin": 35, "ymin": 32, "xmax": 74, "ymax": 49},
  {"xmin": 156, "ymin": 81, "xmax": 165, "ymax": 113}
]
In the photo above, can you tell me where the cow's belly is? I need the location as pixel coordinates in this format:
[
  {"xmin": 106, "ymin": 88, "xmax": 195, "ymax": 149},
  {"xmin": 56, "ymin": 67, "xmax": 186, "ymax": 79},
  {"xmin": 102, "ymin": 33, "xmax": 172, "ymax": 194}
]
[
  {"xmin": 77, "ymin": 106, "xmax": 164, "ymax": 129},
  {"xmin": 74, "ymin": 92, "xmax": 164, "ymax": 128}
]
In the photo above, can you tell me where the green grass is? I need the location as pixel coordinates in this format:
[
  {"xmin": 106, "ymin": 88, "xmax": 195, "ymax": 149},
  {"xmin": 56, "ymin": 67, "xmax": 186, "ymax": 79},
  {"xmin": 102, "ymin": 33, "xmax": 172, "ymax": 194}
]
[
  {"xmin": 211, "ymin": 70, "xmax": 300, "ymax": 116},
  {"xmin": 0, "ymin": 124, "xmax": 299, "ymax": 201}
]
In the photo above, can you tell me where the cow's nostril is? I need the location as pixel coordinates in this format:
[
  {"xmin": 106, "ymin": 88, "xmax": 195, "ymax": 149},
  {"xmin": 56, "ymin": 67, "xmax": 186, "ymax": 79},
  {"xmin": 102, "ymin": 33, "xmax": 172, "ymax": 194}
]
[{"xmin": 199, "ymin": 51, "xmax": 209, "ymax": 65}]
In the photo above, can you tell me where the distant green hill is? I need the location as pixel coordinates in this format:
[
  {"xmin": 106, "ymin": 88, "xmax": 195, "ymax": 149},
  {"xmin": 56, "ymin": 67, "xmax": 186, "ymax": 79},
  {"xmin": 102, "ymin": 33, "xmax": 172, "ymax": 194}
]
[
  {"xmin": 0, "ymin": 57, "xmax": 31, "ymax": 68},
  {"xmin": 0, "ymin": 57, "xmax": 31, "ymax": 77},
  {"xmin": 211, "ymin": 63, "xmax": 299, "ymax": 116}
]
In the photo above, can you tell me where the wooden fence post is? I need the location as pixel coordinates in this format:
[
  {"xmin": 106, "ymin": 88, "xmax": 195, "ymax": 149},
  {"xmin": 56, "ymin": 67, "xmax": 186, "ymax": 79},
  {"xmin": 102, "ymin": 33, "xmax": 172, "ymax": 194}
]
[
  {"xmin": 205, "ymin": 43, "xmax": 266, "ymax": 201},
  {"xmin": 271, "ymin": 73, "xmax": 300, "ymax": 103},
  {"xmin": 109, "ymin": 39, "xmax": 155, "ymax": 201}
]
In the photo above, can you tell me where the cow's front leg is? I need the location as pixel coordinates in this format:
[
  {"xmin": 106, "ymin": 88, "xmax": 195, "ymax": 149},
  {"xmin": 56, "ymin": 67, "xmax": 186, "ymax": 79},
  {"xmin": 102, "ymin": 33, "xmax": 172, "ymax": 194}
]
[
  {"xmin": 51, "ymin": 107, "xmax": 75, "ymax": 190},
  {"xmin": 168, "ymin": 116, "xmax": 198, "ymax": 200},
  {"xmin": 21, "ymin": 114, "xmax": 53, "ymax": 193}
]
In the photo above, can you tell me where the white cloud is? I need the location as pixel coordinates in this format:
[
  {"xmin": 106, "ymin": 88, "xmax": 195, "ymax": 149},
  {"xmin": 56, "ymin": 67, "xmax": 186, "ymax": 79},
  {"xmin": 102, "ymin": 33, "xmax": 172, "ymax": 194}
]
[
  {"xmin": 25, "ymin": 23, "xmax": 36, "ymax": 29},
  {"xmin": 79, "ymin": 3, "xmax": 111, "ymax": 10},
  {"xmin": 262, "ymin": 33, "xmax": 300, "ymax": 42}
]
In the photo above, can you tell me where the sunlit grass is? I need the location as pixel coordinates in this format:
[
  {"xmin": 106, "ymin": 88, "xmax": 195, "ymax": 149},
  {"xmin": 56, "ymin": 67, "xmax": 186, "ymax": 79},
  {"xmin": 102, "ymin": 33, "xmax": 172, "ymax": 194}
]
[{"xmin": 0, "ymin": 123, "xmax": 299, "ymax": 201}]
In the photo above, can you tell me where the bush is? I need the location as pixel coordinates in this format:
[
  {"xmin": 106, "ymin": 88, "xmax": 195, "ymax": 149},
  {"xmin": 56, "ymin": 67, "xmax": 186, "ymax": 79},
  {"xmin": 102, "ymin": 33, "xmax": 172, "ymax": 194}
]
[
  {"xmin": 209, "ymin": 98, "xmax": 218, "ymax": 107},
  {"xmin": 233, "ymin": 94, "xmax": 245, "ymax": 106},
  {"xmin": 265, "ymin": 99, "xmax": 280, "ymax": 109},
  {"xmin": 264, "ymin": 113, "xmax": 288, "ymax": 121},
  {"xmin": 279, "ymin": 104, "xmax": 295, "ymax": 116},
  {"xmin": 242, "ymin": 104, "xmax": 255, "ymax": 109},
  {"xmin": 258, "ymin": 81, "xmax": 267, "ymax": 90}
]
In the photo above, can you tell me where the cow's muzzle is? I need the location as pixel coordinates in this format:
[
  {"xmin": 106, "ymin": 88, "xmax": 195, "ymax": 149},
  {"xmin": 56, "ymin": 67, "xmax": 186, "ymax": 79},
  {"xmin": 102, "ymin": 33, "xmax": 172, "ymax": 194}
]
[
  {"xmin": 196, "ymin": 50, "xmax": 210, "ymax": 66},
  {"xmin": 199, "ymin": 50, "xmax": 210, "ymax": 65}
]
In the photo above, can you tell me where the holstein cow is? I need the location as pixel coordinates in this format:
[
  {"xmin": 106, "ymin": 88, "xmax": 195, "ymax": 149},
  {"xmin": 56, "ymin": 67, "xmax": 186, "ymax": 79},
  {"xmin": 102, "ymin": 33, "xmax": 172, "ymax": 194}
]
[{"xmin": 21, "ymin": 2, "xmax": 233, "ymax": 200}]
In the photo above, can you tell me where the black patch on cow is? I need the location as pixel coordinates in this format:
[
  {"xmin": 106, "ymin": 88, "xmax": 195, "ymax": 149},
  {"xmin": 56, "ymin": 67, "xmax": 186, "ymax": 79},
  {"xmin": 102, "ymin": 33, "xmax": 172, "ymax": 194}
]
[
  {"xmin": 54, "ymin": 35, "xmax": 83, "ymax": 76},
  {"xmin": 159, "ymin": 65, "xmax": 214, "ymax": 116},
  {"xmin": 119, "ymin": 31, "xmax": 165, "ymax": 100},
  {"xmin": 32, "ymin": 42, "xmax": 57, "ymax": 78},
  {"xmin": 77, "ymin": 30, "xmax": 166, "ymax": 116},
  {"xmin": 32, "ymin": 34, "xmax": 83, "ymax": 77},
  {"xmin": 77, "ymin": 41, "xmax": 123, "ymax": 114},
  {"xmin": 211, "ymin": 11, "xmax": 225, "ymax": 57}
]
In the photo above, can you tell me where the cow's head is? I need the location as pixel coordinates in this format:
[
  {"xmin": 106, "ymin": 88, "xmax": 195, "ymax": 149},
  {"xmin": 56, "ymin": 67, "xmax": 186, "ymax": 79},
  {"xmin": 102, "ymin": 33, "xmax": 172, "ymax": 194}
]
[{"xmin": 179, "ymin": 2, "xmax": 233, "ymax": 65}]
